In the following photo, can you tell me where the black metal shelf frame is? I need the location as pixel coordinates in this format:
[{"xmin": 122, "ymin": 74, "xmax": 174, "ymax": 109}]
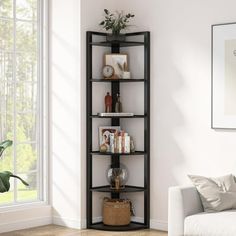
[
  {"xmin": 86, "ymin": 31, "xmax": 150, "ymax": 231},
  {"xmin": 90, "ymin": 222, "xmax": 147, "ymax": 231},
  {"xmin": 90, "ymin": 151, "xmax": 147, "ymax": 156},
  {"xmin": 90, "ymin": 79, "xmax": 146, "ymax": 83},
  {"xmin": 90, "ymin": 115, "xmax": 147, "ymax": 119},
  {"xmin": 90, "ymin": 185, "xmax": 146, "ymax": 193}
]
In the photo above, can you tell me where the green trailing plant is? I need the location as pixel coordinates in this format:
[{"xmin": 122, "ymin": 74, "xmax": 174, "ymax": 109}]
[
  {"xmin": 0, "ymin": 140, "xmax": 29, "ymax": 193},
  {"xmin": 100, "ymin": 9, "xmax": 135, "ymax": 35}
]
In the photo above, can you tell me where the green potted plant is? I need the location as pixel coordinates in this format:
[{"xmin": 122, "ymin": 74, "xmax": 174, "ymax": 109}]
[
  {"xmin": 0, "ymin": 140, "xmax": 29, "ymax": 193},
  {"xmin": 100, "ymin": 9, "xmax": 135, "ymax": 42}
]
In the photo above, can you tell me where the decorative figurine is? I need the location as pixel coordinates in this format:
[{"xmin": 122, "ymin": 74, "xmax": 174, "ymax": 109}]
[
  {"xmin": 130, "ymin": 137, "xmax": 135, "ymax": 153},
  {"xmin": 105, "ymin": 92, "xmax": 112, "ymax": 112},
  {"xmin": 115, "ymin": 93, "xmax": 122, "ymax": 113},
  {"xmin": 115, "ymin": 176, "xmax": 120, "ymax": 190}
]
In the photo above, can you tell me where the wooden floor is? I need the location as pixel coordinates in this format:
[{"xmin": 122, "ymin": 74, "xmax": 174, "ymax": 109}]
[{"xmin": 0, "ymin": 225, "xmax": 167, "ymax": 236}]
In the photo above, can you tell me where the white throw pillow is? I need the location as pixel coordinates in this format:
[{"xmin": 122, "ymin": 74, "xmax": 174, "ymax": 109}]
[{"xmin": 188, "ymin": 174, "xmax": 236, "ymax": 212}]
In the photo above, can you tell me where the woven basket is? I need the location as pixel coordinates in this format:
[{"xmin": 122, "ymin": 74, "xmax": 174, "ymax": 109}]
[{"xmin": 103, "ymin": 198, "xmax": 131, "ymax": 226}]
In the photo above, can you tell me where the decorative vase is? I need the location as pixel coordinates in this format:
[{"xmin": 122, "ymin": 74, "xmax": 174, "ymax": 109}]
[
  {"xmin": 106, "ymin": 164, "xmax": 129, "ymax": 190},
  {"xmin": 106, "ymin": 34, "xmax": 126, "ymax": 42},
  {"xmin": 122, "ymin": 71, "xmax": 131, "ymax": 79}
]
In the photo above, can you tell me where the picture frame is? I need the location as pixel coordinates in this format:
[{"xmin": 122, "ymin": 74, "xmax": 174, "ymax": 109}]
[
  {"xmin": 212, "ymin": 22, "xmax": 236, "ymax": 129},
  {"xmin": 99, "ymin": 126, "xmax": 121, "ymax": 152},
  {"xmin": 104, "ymin": 54, "xmax": 128, "ymax": 79}
]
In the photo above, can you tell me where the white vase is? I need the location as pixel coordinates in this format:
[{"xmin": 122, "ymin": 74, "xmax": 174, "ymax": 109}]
[{"xmin": 122, "ymin": 71, "xmax": 131, "ymax": 79}]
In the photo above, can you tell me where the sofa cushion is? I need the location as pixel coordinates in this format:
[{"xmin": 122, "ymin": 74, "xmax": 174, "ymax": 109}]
[
  {"xmin": 188, "ymin": 174, "xmax": 236, "ymax": 212},
  {"xmin": 184, "ymin": 210, "xmax": 236, "ymax": 236}
]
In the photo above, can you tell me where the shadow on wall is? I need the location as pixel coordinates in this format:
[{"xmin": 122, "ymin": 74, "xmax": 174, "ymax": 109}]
[
  {"xmin": 151, "ymin": 59, "xmax": 187, "ymax": 220},
  {"xmin": 50, "ymin": 26, "xmax": 81, "ymax": 222}
]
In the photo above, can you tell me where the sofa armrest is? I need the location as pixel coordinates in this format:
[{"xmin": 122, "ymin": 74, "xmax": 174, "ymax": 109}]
[{"xmin": 168, "ymin": 186, "xmax": 203, "ymax": 236}]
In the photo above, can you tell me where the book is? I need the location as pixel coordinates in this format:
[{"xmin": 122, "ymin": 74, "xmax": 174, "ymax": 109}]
[
  {"xmin": 118, "ymin": 136, "xmax": 122, "ymax": 153},
  {"xmin": 124, "ymin": 133, "xmax": 130, "ymax": 153},
  {"xmin": 110, "ymin": 133, "xmax": 115, "ymax": 153},
  {"xmin": 120, "ymin": 130, "xmax": 124, "ymax": 153}
]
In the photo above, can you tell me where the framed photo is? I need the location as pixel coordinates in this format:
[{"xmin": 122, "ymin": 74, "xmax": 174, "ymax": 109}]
[
  {"xmin": 99, "ymin": 126, "xmax": 120, "ymax": 152},
  {"xmin": 212, "ymin": 22, "xmax": 236, "ymax": 128},
  {"xmin": 104, "ymin": 54, "xmax": 128, "ymax": 79}
]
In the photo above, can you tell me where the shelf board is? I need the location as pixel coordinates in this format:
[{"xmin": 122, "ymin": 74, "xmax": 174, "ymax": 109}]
[
  {"xmin": 90, "ymin": 185, "xmax": 146, "ymax": 193},
  {"xmin": 90, "ymin": 41, "xmax": 145, "ymax": 47},
  {"xmin": 90, "ymin": 114, "xmax": 146, "ymax": 119},
  {"xmin": 90, "ymin": 151, "xmax": 147, "ymax": 156},
  {"xmin": 90, "ymin": 222, "xmax": 148, "ymax": 231},
  {"xmin": 90, "ymin": 79, "xmax": 145, "ymax": 83}
]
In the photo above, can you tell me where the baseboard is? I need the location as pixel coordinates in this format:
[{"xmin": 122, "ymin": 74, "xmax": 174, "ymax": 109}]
[
  {"xmin": 53, "ymin": 216, "xmax": 82, "ymax": 229},
  {"xmin": 150, "ymin": 219, "xmax": 168, "ymax": 231},
  {"xmin": 0, "ymin": 216, "xmax": 52, "ymax": 233}
]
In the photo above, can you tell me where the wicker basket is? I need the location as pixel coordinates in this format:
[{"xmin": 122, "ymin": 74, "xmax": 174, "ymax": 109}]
[{"xmin": 103, "ymin": 198, "xmax": 131, "ymax": 226}]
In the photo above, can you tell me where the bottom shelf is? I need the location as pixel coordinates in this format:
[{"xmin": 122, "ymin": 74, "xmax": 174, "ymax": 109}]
[{"xmin": 89, "ymin": 221, "xmax": 148, "ymax": 231}]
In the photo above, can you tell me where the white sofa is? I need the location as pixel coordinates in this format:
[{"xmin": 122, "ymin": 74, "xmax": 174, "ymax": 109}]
[{"xmin": 168, "ymin": 186, "xmax": 236, "ymax": 236}]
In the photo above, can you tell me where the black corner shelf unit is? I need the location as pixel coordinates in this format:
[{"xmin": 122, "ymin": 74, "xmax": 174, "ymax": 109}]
[{"xmin": 86, "ymin": 31, "xmax": 150, "ymax": 231}]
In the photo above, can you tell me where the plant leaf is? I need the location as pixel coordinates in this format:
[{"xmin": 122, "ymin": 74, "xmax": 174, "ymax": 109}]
[
  {"xmin": 0, "ymin": 171, "xmax": 11, "ymax": 192},
  {"xmin": 10, "ymin": 174, "xmax": 29, "ymax": 187},
  {"xmin": 0, "ymin": 140, "xmax": 13, "ymax": 158},
  {"xmin": 0, "ymin": 171, "xmax": 29, "ymax": 193},
  {"xmin": 104, "ymin": 9, "xmax": 109, "ymax": 15}
]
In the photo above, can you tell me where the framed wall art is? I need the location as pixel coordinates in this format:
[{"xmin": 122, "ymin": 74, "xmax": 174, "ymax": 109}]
[
  {"xmin": 212, "ymin": 22, "xmax": 236, "ymax": 129},
  {"xmin": 104, "ymin": 54, "xmax": 128, "ymax": 79},
  {"xmin": 99, "ymin": 126, "xmax": 120, "ymax": 152}
]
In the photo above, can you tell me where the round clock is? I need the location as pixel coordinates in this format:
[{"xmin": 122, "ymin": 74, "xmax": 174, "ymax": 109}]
[{"xmin": 103, "ymin": 65, "xmax": 114, "ymax": 78}]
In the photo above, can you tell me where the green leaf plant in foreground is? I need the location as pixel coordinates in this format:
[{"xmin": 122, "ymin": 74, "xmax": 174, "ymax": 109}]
[
  {"xmin": 0, "ymin": 171, "xmax": 29, "ymax": 193},
  {"xmin": 0, "ymin": 140, "xmax": 13, "ymax": 158},
  {"xmin": 0, "ymin": 140, "xmax": 29, "ymax": 193}
]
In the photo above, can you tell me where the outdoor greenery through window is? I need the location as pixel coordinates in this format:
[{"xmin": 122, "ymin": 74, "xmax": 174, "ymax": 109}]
[{"xmin": 0, "ymin": 0, "xmax": 42, "ymax": 205}]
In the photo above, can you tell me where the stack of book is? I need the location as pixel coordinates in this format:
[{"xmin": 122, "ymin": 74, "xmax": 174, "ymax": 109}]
[
  {"xmin": 99, "ymin": 126, "xmax": 133, "ymax": 153},
  {"xmin": 110, "ymin": 130, "xmax": 131, "ymax": 153}
]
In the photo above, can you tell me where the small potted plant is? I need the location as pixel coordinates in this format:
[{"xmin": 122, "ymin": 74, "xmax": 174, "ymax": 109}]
[
  {"xmin": 100, "ymin": 9, "xmax": 135, "ymax": 42},
  {"xmin": 0, "ymin": 140, "xmax": 28, "ymax": 193}
]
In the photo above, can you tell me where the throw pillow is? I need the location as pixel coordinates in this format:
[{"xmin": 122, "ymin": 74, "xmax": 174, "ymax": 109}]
[{"xmin": 188, "ymin": 174, "xmax": 236, "ymax": 212}]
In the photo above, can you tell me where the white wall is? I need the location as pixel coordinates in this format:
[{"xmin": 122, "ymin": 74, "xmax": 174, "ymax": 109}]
[
  {"xmin": 52, "ymin": 0, "xmax": 236, "ymax": 232},
  {"xmin": 50, "ymin": 0, "xmax": 82, "ymax": 228},
  {"xmin": 50, "ymin": 0, "xmax": 118, "ymax": 228},
  {"xmin": 113, "ymin": 0, "xmax": 236, "ymax": 230}
]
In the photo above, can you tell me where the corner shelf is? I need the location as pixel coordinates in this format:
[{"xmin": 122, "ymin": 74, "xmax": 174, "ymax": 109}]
[
  {"xmin": 86, "ymin": 31, "xmax": 150, "ymax": 231},
  {"xmin": 90, "ymin": 79, "xmax": 146, "ymax": 83},
  {"xmin": 90, "ymin": 151, "xmax": 147, "ymax": 156},
  {"xmin": 90, "ymin": 185, "xmax": 146, "ymax": 193},
  {"xmin": 90, "ymin": 41, "xmax": 145, "ymax": 47},
  {"xmin": 90, "ymin": 115, "xmax": 146, "ymax": 119},
  {"xmin": 90, "ymin": 222, "xmax": 148, "ymax": 231}
]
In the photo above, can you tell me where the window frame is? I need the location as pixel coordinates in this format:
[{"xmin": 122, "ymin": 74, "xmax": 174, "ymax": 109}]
[{"xmin": 0, "ymin": 0, "xmax": 49, "ymax": 209}]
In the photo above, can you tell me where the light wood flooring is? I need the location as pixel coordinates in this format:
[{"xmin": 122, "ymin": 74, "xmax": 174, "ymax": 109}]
[{"xmin": 0, "ymin": 225, "xmax": 167, "ymax": 236}]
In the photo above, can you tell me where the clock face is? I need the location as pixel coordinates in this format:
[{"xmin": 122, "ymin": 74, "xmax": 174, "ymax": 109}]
[{"xmin": 103, "ymin": 65, "xmax": 114, "ymax": 78}]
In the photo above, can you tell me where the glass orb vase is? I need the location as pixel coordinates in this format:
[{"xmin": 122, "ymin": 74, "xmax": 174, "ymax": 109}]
[{"xmin": 106, "ymin": 164, "xmax": 129, "ymax": 190}]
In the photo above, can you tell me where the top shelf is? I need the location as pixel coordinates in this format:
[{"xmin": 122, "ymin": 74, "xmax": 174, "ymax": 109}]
[
  {"xmin": 87, "ymin": 31, "xmax": 149, "ymax": 48},
  {"xmin": 90, "ymin": 41, "xmax": 145, "ymax": 47}
]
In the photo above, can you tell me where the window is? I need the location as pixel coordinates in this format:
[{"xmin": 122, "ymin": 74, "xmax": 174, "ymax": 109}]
[{"xmin": 0, "ymin": 0, "xmax": 47, "ymax": 205}]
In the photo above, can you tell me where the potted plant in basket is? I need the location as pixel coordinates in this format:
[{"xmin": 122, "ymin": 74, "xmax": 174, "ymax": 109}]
[
  {"xmin": 100, "ymin": 9, "xmax": 135, "ymax": 42},
  {"xmin": 0, "ymin": 140, "xmax": 28, "ymax": 193}
]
